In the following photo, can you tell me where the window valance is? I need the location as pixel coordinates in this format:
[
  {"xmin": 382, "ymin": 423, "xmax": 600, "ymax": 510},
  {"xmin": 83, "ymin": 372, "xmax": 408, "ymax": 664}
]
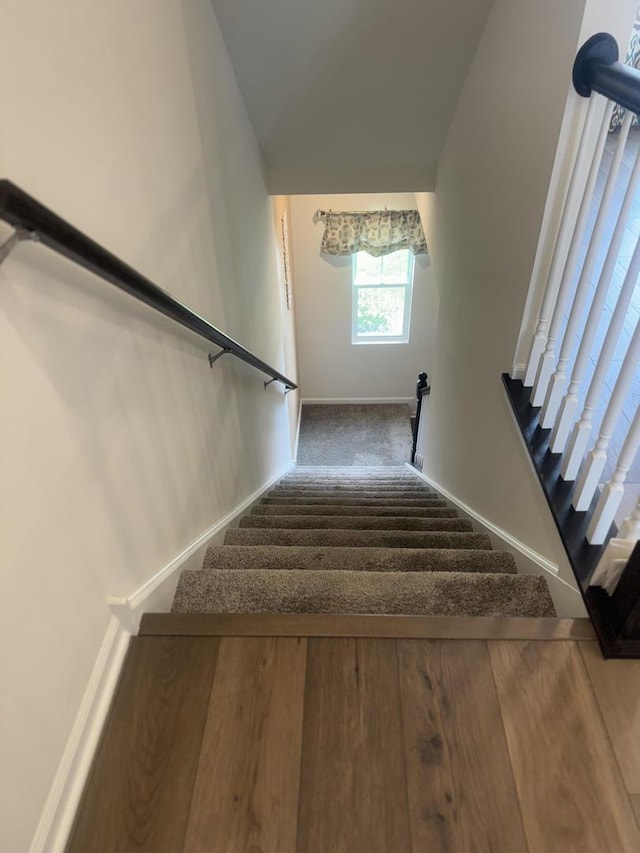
[{"xmin": 317, "ymin": 209, "xmax": 428, "ymax": 257}]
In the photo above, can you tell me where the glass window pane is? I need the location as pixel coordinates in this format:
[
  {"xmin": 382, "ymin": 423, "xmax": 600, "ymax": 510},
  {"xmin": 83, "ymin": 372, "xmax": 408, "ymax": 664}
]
[
  {"xmin": 381, "ymin": 250, "xmax": 410, "ymax": 284},
  {"xmin": 356, "ymin": 286, "xmax": 406, "ymax": 337},
  {"xmin": 354, "ymin": 252, "xmax": 383, "ymax": 285}
]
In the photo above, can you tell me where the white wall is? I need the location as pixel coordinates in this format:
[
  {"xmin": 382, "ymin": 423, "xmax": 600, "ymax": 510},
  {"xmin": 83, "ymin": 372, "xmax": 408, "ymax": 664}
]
[
  {"xmin": 0, "ymin": 2, "xmax": 296, "ymax": 850},
  {"xmin": 417, "ymin": 0, "xmax": 636, "ymax": 603},
  {"xmin": 289, "ymin": 193, "xmax": 438, "ymax": 401}
]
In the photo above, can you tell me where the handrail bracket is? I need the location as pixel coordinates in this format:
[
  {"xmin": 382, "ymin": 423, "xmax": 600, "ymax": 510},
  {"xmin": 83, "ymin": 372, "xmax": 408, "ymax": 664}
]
[
  {"xmin": 0, "ymin": 228, "xmax": 39, "ymax": 266},
  {"xmin": 208, "ymin": 348, "xmax": 232, "ymax": 368}
]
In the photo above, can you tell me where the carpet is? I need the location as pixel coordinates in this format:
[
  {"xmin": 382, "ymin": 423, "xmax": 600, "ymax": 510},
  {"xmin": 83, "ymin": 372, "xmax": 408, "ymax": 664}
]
[{"xmin": 296, "ymin": 404, "xmax": 413, "ymax": 466}]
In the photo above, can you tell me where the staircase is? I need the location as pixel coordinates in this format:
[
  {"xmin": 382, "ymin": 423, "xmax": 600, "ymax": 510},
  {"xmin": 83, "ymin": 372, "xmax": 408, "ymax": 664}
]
[{"xmin": 172, "ymin": 467, "xmax": 555, "ymax": 617}]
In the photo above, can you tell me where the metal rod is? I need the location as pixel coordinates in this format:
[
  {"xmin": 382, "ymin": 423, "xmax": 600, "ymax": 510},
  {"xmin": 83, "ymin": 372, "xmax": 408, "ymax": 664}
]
[
  {"xmin": 264, "ymin": 378, "xmax": 277, "ymax": 389},
  {"xmin": 573, "ymin": 32, "xmax": 640, "ymax": 115},
  {"xmin": 0, "ymin": 180, "xmax": 297, "ymax": 391},
  {"xmin": 0, "ymin": 227, "xmax": 39, "ymax": 265}
]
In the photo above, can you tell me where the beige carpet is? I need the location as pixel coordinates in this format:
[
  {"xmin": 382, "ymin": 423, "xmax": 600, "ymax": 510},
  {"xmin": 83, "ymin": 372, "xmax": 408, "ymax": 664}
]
[{"xmin": 296, "ymin": 404, "xmax": 412, "ymax": 466}]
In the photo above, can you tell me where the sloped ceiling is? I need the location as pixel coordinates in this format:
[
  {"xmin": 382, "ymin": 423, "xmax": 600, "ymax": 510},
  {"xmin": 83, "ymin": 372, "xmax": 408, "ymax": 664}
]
[{"xmin": 209, "ymin": 0, "xmax": 493, "ymax": 194}]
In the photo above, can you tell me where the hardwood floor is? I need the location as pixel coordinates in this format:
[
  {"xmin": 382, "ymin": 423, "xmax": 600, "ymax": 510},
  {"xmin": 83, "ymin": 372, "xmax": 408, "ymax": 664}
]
[{"xmin": 68, "ymin": 627, "xmax": 640, "ymax": 852}]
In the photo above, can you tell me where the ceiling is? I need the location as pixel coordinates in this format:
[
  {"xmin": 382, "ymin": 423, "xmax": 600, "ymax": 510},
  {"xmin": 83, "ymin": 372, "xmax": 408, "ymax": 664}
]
[{"xmin": 209, "ymin": 0, "xmax": 494, "ymax": 194}]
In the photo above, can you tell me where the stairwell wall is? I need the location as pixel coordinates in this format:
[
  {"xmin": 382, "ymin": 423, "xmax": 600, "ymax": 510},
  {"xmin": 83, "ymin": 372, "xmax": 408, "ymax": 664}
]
[
  {"xmin": 416, "ymin": 0, "xmax": 586, "ymax": 592},
  {"xmin": 0, "ymin": 1, "xmax": 296, "ymax": 850},
  {"xmin": 416, "ymin": 0, "xmax": 637, "ymax": 598}
]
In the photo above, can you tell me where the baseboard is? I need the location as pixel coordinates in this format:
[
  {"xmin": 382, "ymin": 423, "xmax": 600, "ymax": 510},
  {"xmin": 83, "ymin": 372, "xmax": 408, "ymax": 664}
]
[
  {"xmin": 29, "ymin": 616, "xmax": 130, "ymax": 853},
  {"xmin": 405, "ymin": 463, "xmax": 585, "ymax": 617},
  {"xmin": 108, "ymin": 460, "xmax": 295, "ymax": 632},
  {"xmin": 31, "ymin": 460, "xmax": 295, "ymax": 853},
  {"xmin": 301, "ymin": 397, "xmax": 413, "ymax": 405}
]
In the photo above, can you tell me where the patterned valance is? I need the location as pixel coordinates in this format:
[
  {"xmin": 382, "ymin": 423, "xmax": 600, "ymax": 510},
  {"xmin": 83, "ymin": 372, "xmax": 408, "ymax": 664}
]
[{"xmin": 318, "ymin": 209, "xmax": 428, "ymax": 257}]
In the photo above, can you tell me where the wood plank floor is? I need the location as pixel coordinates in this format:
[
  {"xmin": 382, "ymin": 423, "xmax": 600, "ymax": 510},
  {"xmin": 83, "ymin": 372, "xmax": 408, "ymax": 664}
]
[{"xmin": 68, "ymin": 631, "xmax": 640, "ymax": 852}]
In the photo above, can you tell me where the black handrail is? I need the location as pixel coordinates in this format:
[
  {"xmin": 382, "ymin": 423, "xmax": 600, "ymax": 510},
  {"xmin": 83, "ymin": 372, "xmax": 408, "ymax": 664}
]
[
  {"xmin": 0, "ymin": 180, "xmax": 297, "ymax": 391},
  {"xmin": 573, "ymin": 32, "xmax": 640, "ymax": 114}
]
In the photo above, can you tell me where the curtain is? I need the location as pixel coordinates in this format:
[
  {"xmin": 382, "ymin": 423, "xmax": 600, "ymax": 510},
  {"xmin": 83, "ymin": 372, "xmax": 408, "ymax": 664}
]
[{"xmin": 318, "ymin": 209, "xmax": 428, "ymax": 257}]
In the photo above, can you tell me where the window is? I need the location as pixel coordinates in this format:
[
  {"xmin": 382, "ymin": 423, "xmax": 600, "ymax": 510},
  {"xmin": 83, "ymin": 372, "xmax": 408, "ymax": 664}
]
[{"xmin": 352, "ymin": 249, "xmax": 414, "ymax": 343}]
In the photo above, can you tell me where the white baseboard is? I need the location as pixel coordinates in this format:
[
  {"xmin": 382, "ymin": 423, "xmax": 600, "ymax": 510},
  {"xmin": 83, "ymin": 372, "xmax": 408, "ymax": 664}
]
[
  {"xmin": 29, "ymin": 616, "xmax": 130, "ymax": 853},
  {"xmin": 405, "ymin": 463, "xmax": 585, "ymax": 617},
  {"xmin": 301, "ymin": 397, "xmax": 413, "ymax": 405},
  {"xmin": 31, "ymin": 460, "xmax": 294, "ymax": 853},
  {"xmin": 108, "ymin": 460, "xmax": 295, "ymax": 632},
  {"xmin": 510, "ymin": 363, "xmax": 527, "ymax": 381}
]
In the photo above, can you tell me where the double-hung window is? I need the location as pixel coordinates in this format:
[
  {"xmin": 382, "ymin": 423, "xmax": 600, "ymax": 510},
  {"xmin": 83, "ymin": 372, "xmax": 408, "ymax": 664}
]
[{"xmin": 351, "ymin": 249, "xmax": 414, "ymax": 344}]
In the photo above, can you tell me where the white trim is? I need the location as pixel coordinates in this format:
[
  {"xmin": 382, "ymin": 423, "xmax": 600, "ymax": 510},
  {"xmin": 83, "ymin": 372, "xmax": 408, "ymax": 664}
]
[
  {"xmin": 108, "ymin": 460, "xmax": 294, "ymax": 632},
  {"xmin": 301, "ymin": 397, "xmax": 413, "ymax": 405},
  {"xmin": 405, "ymin": 462, "xmax": 565, "ymax": 579},
  {"xmin": 511, "ymin": 363, "xmax": 526, "ymax": 381},
  {"xmin": 29, "ymin": 616, "xmax": 130, "ymax": 853}
]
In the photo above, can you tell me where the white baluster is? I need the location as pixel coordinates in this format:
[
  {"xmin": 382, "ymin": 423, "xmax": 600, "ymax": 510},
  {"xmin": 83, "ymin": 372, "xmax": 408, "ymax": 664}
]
[
  {"xmin": 589, "ymin": 537, "xmax": 635, "ymax": 593},
  {"xmin": 531, "ymin": 99, "xmax": 613, "ymax": 406},
  {"xmin": 524, "ymin": 96, "xmax": 599, "ymax": 387},
  {"xmin": 541, "ymin": 112, "xmax": 632, "ymax": 430},
  {"xmin": 618, "ymin": 495, "xmax": 640, "ymax": 540},
  {"xmin": 566, "ymin": 232, "xmax": 640, "ymax": 491},
  {"xmin": 553, "ymin": 123, "xmax": 640, "ymax": 454},
  {"xmin": 587, "ymin": 404, "xmax": 640, "ymax": 544}
]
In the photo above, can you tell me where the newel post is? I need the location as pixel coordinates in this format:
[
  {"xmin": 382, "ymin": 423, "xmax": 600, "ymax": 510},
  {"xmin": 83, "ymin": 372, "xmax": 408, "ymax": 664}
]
[{"xmin": 411, "ymin": 372, "xmax": 430, "ymax": 466}]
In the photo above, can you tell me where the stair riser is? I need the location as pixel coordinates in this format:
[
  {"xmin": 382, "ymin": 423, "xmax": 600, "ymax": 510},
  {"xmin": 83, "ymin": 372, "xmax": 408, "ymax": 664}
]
[
  {"xmin": 225, "ymin": 528, "xmax": 492, "ymax": 549},
  {"xmin": 240, "ymin": 516, "xmax": 473, "ymax": 532},
  {"xmin": 202, "ymin": 545, "xmax": 517, "ymax": 574},
  {"xmin": 252, "ymin": 505, "xmax": 457, "ymax": 517}
]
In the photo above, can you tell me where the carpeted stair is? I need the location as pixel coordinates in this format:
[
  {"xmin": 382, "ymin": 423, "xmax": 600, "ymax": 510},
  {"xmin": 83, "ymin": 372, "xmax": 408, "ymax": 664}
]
[{"xmin": 172, "ymin": 467, "xmax": 556, "ymax": 617}]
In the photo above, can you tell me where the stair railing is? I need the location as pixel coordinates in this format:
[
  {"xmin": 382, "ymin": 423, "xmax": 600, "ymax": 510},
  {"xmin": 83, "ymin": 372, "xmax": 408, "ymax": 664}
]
[
  {"xmin": 0, "ymin": 180, "xmax": 297, "ymax": 391},
  {"xmin": 505, "ymin": 32, "xmax": 640, "ymax": 656}
]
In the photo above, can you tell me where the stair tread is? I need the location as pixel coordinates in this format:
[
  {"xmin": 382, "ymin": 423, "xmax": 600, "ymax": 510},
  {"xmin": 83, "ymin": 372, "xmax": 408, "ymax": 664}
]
[
  {"xmin": 172, "ymin": 569, "xmax": 555, "ymax": 617},
  {"xmin": 272, "ymin": 484, "xmax": 433, "ymax": 491},
  {"xmin": 202, "ymin": 545, "xmax": 517, "ymax": 573},
  {"xmin": 239, "ymin": 515, "xmax": 472, "ymax": 531},
  {"xmin": 252, "ymin": 505, "xmax": 457, "ymax": 517},
  {"xmin": 264, "ymin": 497, "xmax": 447, "ymax": 506},
  {"xmin": 225, "ymin": 528, "xmax": 492, "ymax": 549}
]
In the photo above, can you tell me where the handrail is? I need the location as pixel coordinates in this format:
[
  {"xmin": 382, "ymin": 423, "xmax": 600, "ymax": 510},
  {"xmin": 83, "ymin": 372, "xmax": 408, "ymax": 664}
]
[
  {"xmin": 573, "ymin": 32, "xmax": 640, "ymax": 114},
  {"xmin": 0, "ymin": 179, "xmax": 297, "ymax": 391}
]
